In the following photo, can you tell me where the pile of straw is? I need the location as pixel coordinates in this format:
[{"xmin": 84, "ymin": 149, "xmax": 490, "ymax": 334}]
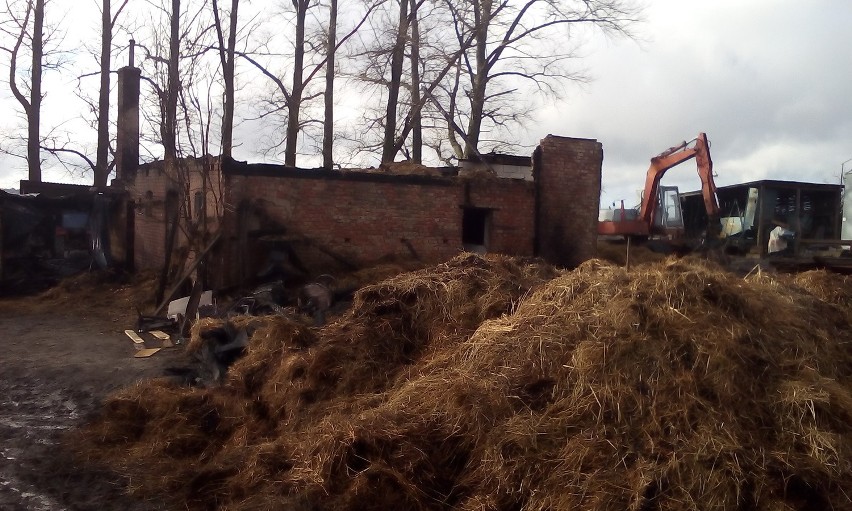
[
  {"xmin": 11, "ymin": 269, "xmax": 159, "ymax": 318},
  {"xmin": 75, "ymin": 254, "xmax": 852, "ymax": 510},
  {"xmin": 595, "ymin": 239, "xmax": 668, "ymax": 267}
]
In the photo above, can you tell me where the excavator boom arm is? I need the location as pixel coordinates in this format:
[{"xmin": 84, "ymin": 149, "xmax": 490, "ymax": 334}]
[{"xmin": 637, "ymin": 132, "xmax": 719, "ymax": 226}]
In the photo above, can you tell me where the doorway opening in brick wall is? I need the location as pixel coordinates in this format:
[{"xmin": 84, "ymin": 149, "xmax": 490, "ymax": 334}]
[{"xmin": 462, "ymin": 207, "xmax": 492, "ymax": 254}]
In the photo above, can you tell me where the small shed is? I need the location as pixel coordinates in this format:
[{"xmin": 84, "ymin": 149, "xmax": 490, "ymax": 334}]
[{"xmin": 680, "ymin": 180, "xmax": 843, "ymax": 257}]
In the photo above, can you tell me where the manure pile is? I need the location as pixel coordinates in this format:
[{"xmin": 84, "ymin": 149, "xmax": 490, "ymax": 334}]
[{"xmin": 75, "ymin": 254, "xmax": 852, "ymax": 511}]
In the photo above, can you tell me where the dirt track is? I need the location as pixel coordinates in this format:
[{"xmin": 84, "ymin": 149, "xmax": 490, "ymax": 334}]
[{"xmin": 0, "ymin": 298, "xmax": 182, "ymax": 510}]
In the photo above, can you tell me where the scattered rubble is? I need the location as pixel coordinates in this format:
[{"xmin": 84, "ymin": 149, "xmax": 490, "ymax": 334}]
[{"xmin": 297, "ymin": 274, "xmax": 336, "ymax": 325}]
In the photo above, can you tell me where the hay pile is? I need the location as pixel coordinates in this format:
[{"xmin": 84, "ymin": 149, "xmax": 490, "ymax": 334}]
[
  {"xmin": 75, "ymin": 254, "xmax": 852, "ymax": 510},
  {"xmin": 0, "ymin": 269, "xmax": 158, "ymax": 319},
  {"xmin": 595, "ymin": 239, "xmax": 668, "ymax": 267}
]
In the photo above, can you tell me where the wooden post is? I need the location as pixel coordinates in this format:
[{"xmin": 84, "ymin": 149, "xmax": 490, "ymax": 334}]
[
  {"xmin": 794, "ymin": 188, "xmax": 802, "ymax": 256},
  {"xmin": 153, "ymin": 233, "xmax": 221, "ymax": 316},
  {"xmin": 126, "ymin": 199, "xmax": 135, "ymax": 272},
  {"xmin": 757, "ymin": 184, "xmax": 767, "ymax": 258},
  {"xmin": 835, "ymin": 187, "xmax": 843, "ymax": 240},
  {"xmin": 155, "ymin": 194, "xmax": 180, "ymax": 306}
]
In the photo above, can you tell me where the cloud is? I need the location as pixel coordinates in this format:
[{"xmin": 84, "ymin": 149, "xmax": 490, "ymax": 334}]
[{"xmin": 540, "ymin": 0, "xmax": 852, "ymax": 206}]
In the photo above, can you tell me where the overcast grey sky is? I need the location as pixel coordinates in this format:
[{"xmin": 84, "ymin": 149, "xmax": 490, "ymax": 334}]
[
  {"xmin": 2, "ymin": 0, "xmax": 852, "ymax": 209},
  {"xmin": 546, "ymin": 0, "xmax": 852, "ymax": 207}
]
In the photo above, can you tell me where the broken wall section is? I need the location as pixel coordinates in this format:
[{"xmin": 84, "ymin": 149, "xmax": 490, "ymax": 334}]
[
  {"xmin": 534, "ymin": 135, "xmax": 603, "ymax": 268},
  {"xmin": 218, "ymin": 162, "xmax": 536, "ymax": 288},
  {"xmin": 126, "ymin": 157, "xmax": 224, "ymax": 276}
]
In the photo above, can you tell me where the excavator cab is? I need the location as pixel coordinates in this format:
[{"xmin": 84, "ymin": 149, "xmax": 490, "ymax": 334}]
[{"xmin": 653, "ymin": 185, "xmax": 685, "ymax": 234}]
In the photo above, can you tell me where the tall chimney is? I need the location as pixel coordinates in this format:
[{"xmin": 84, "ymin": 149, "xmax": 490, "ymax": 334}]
[{"xmin": 115, "ymin": 39, "xmax": 140, "ymax": 183}]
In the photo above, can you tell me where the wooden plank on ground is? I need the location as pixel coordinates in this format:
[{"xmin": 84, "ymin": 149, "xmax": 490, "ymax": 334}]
[
  {"xmin": 151, "ymin": 330, "xmax": 174, "ymax": 348},
  {"xmin": 124, "ymin": 330, "xmax": 145, "ymax": 344},
  {"xmin": 134, "ymin": 348, "xmax": 161, "ymax": 358}
]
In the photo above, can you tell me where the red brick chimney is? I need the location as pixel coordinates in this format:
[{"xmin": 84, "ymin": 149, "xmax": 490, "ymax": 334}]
[
  {"xmin": 115, "ymin": 39, "xmax": 140, "ymax": 184},
  {"xmin": 533, "ymin": 135, "xmax": 603, "ymax": 267}
]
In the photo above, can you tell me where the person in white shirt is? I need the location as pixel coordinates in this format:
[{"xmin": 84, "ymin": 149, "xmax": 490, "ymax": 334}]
[{"xmin": 768, "ymin": 220, "xmax": 795, "ymax": 256}]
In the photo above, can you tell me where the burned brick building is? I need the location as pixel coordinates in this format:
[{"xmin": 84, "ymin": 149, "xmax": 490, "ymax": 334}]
[
  {"xmin": 3, "ymin": 61, "xmax": 604, "ymax": 291},
  {"xmin": 121, "ymin": 134, "xmax": 604, "ymax": 289}
]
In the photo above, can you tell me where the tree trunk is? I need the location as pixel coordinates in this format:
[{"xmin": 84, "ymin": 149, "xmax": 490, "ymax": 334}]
[
  {"xmin": 213, "ymin": 0, "xmax": 239, "ymax": 158},
  {"xmin": 447, "ymin": 61, "xmax": 464, "ymax": 159},
  {"xmin": 163, "ymin": 0, "xmax": 181, "ymax": 168},
  {"xmin": 322, "ymin": 0, "xmax": 337, "ymax": 169},
  {"xmin": 285, "ymin": 0, "xmax": 308, "ymax": 167},
  {"xmin": 408, "ymin": 0, "xmax": 421, "ymax": 163},
  {"xmin": 94, "ymin": 0, "xmax": 111, "ymax": 187},
  {"xmin": 28, "ymin": 0, "xmax": 44, "ymax": 182},
  {"xmin": 223, "ymin": 0, "xmax": 238, "ymax": 157},
  {"xmin": 380, "ymin": 0, "xmax": 409, "ymax": 163},
  {"xmin": 465, "ymin": 73, "xmax": 486, "ymax": 159},
  {"xmin": 464, "ymin": 0, "xmax": 490, "ymax": 159}
]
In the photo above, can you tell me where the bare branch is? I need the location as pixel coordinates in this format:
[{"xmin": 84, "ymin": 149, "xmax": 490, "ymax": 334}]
[
  {"xmin": 7, "ymin": 0, "xmax": 33, "ymax": 112},
  {"xmin": 236, "ymin": 50, "xmax": 292, "ymax": 103},
  {"xmin": 40, "ymin": 143, "xmax": 96, "ymax": 172}
]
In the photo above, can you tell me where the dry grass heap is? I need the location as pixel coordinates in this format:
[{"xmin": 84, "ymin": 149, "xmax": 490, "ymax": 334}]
[
  {"xmin": 595, "ymin": 239, "xmax": 664, "ymax": 267},
  {"xmin": 0, "ymin": 269, "xmax": 157, "ymax": 321},
  {"xmin": 74, "ymin": 254, "xmax": 852, "ymax": 511}
]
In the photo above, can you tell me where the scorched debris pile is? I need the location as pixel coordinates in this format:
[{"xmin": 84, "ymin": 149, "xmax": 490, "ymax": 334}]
[{"xmin": 75, "ymin": 254, "xmax": 852, "ymax": 511}]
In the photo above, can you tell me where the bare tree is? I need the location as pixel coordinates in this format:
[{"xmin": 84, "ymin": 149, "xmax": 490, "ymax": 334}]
[
  {"xmin": 1, "ymin": 0, "xmax": 44, "ymax": 181},
  {"xmin": 93, "ymin": 0, "xmax": 130, "ymax": 187},
  {"xmin": 321, "ymin": 0, "xmax": 336, "ymax": 168},
  {"xmin": 136, "ymin": 0, "xmax": 235, "ymax": 164},
  {"xmin": 212, "ymin": 0, "xmax": 238, "ymax": 158},
  {"xmin": 348, "ymin": 0, "xmax": 475, "ymax": 164},
  {"xmin": 445, "ymin": 0, "xmax": 639, "ymax": 159},
  {"xmin": 241, "ymin": 0, "xmax": 380, "ymax": 167},
  {"xmin": 379, "ymin": 0, "xmax": 408, "ymax": 163},
  {"xmin": 163, "ymin": 0, "xmax": 181, "ymax": 168},
  {"xmin": 133, "ymin": 3, "xmax": 213, "ymax": 178},
  {"xmin": 27, "ymin": 0, "xmax": 42, "ymax": 180},
  {"xmin": 384, "ymin": 24, "xmax": 477, "ymax": 162},
  {"xmin": 408, "ymin": 0, "xmax": 421, "ymax": 162},
  {"xmin": 284, "ymin": 0, "xmax": 311, "ymax": 166},
  {"xmin": 238, "ymin": 0, "xmax": 318, "ymax": 167},
  {"xmin": 343, "ymin": 0, "xmax": 420, "ymax": 162}
]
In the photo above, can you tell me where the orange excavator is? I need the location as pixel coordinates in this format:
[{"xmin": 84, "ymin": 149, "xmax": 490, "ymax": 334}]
[{"xmin": 599, "ymin": 132, "xmax": 720, "ymax": 240}]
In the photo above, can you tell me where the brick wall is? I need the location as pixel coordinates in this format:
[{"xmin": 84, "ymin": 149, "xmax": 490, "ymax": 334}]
[
  {"xmin": 124, "ymin": 135, "xmax": 602, "ymax": 289},
  {"xmin": 464, "ymin": 177, "xmax": 535, "ymax": 255},
  {"xmin": 225, "ymin": 169, "xmax": 463, "ymax": 268},
  {"xmin": 217, "ymin": 165, "xmax": 534, "ymax": 287},
  {"xmin": 127, "ymin": 158, "xmax": 223, "ymax": 272},
  {"xmin": 128, "ymin": 163, "xmax": 175, "ymax": 271},
  {"xmin": 534, "ymin": 135, "xmax": 603, "ymax": 267}
]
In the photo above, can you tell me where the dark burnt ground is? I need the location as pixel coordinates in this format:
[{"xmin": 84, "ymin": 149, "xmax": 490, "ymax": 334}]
[{"xmin": 0, "ymin": 302, "xmax": 183, "ymax": 510}]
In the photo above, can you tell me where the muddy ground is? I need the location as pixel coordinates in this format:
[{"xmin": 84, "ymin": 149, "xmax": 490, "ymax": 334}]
[
  {"xmin": 0, "ymin": 280, "xmax": 184, "ymax": 510},
  {"xmin": 0, "ymin": 262, "xmax": 417, "ymax": 510}
]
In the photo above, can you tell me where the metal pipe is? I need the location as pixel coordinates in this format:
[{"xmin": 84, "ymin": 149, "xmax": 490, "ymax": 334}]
[
  {"xmin": 841, "ymin": 157, "xmax": 852, "ymax": 183},
  {"xmin": 841, "ymin": 157, "xmax": 852, "ymax": 240}
]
